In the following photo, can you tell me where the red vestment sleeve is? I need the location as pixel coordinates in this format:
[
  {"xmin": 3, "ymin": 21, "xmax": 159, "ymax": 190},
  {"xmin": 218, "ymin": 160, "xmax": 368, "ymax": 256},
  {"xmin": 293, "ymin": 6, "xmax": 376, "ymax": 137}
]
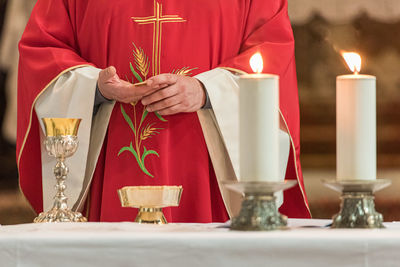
[
  {"xmin": 17, "ymin": 0, "xmax": 93, "ymax": 213},
  {"xmin": 220, "ymin": 0, "xmax": 310, "ymax": 217}
]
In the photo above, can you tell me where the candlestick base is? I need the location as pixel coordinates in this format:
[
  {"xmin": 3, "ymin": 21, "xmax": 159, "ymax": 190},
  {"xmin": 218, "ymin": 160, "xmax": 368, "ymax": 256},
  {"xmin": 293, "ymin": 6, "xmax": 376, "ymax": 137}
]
[
  {"xmin": 224, "ymin": 180, "xmax": 297, "ymax": 231},
  {"xmin": 323, "ymin": 179, "xmax": 391, "ymax": 228}
]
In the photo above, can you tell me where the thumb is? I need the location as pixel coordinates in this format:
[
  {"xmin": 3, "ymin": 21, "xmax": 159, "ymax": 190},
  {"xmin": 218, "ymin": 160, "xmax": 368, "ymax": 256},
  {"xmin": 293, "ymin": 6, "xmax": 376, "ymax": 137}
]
[
  {"xmin": 106, "ymin": 66, "xmax": 117, "ymax": 77},
  {"xmin": 100, "ymin": 66, "xmax": 118, "ymax": 82}
]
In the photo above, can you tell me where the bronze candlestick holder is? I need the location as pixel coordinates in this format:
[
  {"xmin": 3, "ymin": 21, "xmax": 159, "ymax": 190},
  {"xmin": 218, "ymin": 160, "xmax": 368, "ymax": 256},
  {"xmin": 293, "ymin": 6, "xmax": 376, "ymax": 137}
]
[
  {"xmin": 224, "ymin": 180, "xmax": 297, "ymax": 231},
  {"xmin": 323, "ymin": 179, "xmax": 391, "ymax": 228}
]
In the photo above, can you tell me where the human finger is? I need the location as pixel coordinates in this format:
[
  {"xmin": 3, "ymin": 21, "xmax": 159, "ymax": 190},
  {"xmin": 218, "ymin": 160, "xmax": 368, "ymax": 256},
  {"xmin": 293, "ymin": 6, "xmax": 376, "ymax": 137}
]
[
  {"xmin": 141, "ymin": 85, "xmax": 178, "ymax": 106},
  {"xmin": 133, "ymin": 83, "xmax": 161, "ymax": 98},
  {"xmin": 147, "ymin": 74, "xmax": 177, "ymax": 88},
  {"xmin": 97, "ymin": 66, "xmax": 120, "ymax": 100},
  {"xmin": 99, "ymin": 66, "xmax": 117, "ymax": 83},
  {"xmin": 112, "ymin": 81, "xmax": 136, "ymax": 103},
  {"xmin": 156, "ymin": 103, "xmax": 183, "ymax": 116},
  {"xmin": 116, "ymin": 81, "xmax": 161, "ymax": 103},
  {"xmin": 146, "ymin": 95, "xmax": 182, "ymax": 112}
]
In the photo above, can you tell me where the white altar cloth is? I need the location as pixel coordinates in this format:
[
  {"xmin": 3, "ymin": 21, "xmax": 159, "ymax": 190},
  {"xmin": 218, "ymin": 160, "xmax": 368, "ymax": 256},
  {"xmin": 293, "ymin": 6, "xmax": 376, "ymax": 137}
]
[{"xmin": 1, "ymin": 219, "xmax": 400, "ymax": 267}]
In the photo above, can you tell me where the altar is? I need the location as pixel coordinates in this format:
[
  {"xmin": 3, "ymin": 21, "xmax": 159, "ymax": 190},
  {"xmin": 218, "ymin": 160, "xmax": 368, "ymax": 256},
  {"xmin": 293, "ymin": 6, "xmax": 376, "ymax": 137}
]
[
  {"xmin": 2, "ymin": 0, "xmax": 400, "ymax": 266},
  {"xmin": 1, "ymin": 219, "xmax": 400, "ymax": 267}
]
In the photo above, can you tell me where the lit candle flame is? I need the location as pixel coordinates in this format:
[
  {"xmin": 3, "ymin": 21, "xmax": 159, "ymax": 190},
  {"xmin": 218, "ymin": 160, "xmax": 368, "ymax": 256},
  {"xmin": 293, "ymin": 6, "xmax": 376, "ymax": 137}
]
[
  {"xmin": 342, "ymin": 52, "xmax": 361, "ymax": 74},
  {"xmin": 250, "ymin": 52, "xmax": 263, "ymax": 74}
]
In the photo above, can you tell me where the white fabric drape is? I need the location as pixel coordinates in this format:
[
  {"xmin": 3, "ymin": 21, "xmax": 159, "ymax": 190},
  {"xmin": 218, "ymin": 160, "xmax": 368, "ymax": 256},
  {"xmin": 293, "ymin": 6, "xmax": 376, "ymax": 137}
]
[{"xmin": 34, "ymin": 67, "xmax": 100, "ymax": 211}]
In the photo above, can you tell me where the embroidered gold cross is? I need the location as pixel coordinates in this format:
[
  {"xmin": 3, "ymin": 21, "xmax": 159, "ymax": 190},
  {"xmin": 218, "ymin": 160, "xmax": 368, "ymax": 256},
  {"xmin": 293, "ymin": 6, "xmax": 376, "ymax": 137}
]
[{"xmin": 132, "ymin": 0, "xmax": 186, "ymax": 76}]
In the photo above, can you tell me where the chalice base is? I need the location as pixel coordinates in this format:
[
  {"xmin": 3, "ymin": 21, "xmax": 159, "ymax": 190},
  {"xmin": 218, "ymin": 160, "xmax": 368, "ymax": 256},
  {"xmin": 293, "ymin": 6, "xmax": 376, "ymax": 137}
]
[
  {"xmin": 323, "ymin": 179, "xmax": 391, "ymax": 229},
  {"xmin": 224, "ymin": 180, "xmax": 297, "ymax": 231},
  {"xmin": 34, "ymin": 208, "xmax": 87, "ymax": 223}
]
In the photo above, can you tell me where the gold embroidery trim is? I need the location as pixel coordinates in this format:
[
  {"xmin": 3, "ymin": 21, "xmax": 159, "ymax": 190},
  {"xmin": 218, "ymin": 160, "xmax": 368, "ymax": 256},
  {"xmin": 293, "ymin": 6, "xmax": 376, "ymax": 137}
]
[
  {"xmin": 219, "ymin": 67, "xmax": 248, "ymax": 75},
  {"xmin": 279, "ymin": 109, "xmax": 312, "ymax": 216},
  {"xmin": 132, "ymin": 0, "xmax": 186, "ymax": 76}
]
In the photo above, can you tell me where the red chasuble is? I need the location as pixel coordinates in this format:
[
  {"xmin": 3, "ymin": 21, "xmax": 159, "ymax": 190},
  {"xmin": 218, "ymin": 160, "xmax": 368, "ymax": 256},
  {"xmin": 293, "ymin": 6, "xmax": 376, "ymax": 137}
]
[{"xmin": 17, "ymin": 0, "xmax": 310, "ymax": 222}]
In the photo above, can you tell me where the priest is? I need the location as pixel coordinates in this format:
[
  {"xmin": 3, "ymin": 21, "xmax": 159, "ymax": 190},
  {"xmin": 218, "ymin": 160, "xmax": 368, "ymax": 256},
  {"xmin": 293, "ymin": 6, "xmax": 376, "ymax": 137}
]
[{"xmin": 17, "ymin": 0, "xmax": 310, "ymax": 222}]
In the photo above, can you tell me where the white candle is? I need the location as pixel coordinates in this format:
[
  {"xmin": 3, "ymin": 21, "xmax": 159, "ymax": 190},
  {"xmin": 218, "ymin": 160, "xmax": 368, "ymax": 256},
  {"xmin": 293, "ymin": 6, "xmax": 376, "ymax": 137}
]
[
  {"xmin": 239, "ymin": 53, "xmax": 280, "ymax": 182},
  {"xmin": 336, "ymin": 52, "xmax": 376, "ymax": 181}
]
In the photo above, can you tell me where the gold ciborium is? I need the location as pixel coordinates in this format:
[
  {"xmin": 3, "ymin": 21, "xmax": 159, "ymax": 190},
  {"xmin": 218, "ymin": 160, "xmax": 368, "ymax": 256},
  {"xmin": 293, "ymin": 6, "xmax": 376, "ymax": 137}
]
[
  {"xmin": 34, "ymin": 118, "xmax": 87, "ymax": 223},
  {"xmin": 118, "ymin": 186, "xmax": 183, "ymax": 224}
]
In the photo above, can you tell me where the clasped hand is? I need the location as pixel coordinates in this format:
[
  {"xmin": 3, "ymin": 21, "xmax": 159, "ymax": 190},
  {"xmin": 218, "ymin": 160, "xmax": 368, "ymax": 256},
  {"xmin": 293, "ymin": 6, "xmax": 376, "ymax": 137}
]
[{"xmin": 98, "ymin": 66, "xmax": 206, "ymax": 115}]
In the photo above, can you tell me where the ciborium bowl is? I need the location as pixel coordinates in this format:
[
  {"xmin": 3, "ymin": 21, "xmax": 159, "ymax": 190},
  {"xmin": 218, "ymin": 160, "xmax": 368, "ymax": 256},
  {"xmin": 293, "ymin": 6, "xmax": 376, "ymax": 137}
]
[{"xmin": 118, "ymin": 185, "xmax": 183, "ymax": 224}]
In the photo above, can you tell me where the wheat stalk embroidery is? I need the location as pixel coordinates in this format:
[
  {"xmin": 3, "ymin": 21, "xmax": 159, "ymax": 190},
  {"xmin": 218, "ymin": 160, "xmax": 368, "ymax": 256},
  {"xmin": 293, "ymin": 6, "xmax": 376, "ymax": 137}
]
[
  {"xmin": 118, "ymin": 42, "xmax": 196, "ymax": 177},
  {"xmin": 171, "ymin": 66, "xmax": 197, "ymax": 76},
  {"xmin": 133, "ymin": 42, "xmax": 150, "ymax": 79}
]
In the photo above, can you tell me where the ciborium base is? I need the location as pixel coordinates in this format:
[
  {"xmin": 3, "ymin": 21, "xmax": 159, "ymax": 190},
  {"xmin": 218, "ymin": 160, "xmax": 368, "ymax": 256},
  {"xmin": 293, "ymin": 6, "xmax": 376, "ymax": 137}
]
[
  {"xmin": 34, "ymin": 208, "xmax": 87, "ymax": 223},
  {"xmin": 224, "ymin": 180, "xmax": 297, "ymax": 231},
  {"xmin": 135, "ymin": 207, "xmax": 167, "ymax": 224},
  {"xmin": 323, "ymin": 179, "xmax": 391, "ymax": 228},
  {"xmin": 118, "ymin": 185, "xmax": 183, "ymax": 224}
]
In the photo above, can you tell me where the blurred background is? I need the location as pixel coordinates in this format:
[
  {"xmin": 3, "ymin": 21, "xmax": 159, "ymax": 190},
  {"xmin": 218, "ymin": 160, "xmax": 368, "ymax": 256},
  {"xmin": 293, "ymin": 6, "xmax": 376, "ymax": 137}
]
[{"xmin": 0, "ymin": 0, "xmax": 399, "ymax": 224}]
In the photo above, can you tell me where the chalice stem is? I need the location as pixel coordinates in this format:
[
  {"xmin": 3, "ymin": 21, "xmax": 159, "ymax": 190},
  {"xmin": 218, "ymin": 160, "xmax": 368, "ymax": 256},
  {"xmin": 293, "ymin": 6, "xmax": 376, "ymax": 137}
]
[{"xmin": 52, "ymin": 156, "xmax": 69, "ymax": 210}]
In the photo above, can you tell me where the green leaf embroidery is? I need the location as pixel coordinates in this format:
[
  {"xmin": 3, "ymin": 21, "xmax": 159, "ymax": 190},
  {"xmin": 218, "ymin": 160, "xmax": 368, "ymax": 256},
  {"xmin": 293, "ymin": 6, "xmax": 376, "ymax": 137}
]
[
  {"xmin": 130, "ymin": 62, "xmax": 143, "ymax": 83},
  {"xmin": 140, "ymin": 110, "xmax": 148, "ymax": 125},
  {"xmin": 118, "ymin": 142, "xmax": 142, "ymax": 164},
  {"xmin": 142, "ymin": 146, "xmax": 160, "ymax": 163},
  {"xmin": 120, "ymin": 105, "xmax": 136, "ymax": 135},
  {"xmin": 118, "ymin": 142, "xmax": 134, "ymax": 156},
  {"xmin": 119, "ymin": 43, "xmax": 197, "ymax": 178},
  {"xmin": 155, "ymin": 112, "xmax": 167, "ymax": 122},
  {"xmin": 140, "ymin": 165, "xmax": 154, "ymax": 177},
  {"xmin": 136, "ymin": 146, "xmax": 159, "ymax": 177},
  {"xmin": 118, "ymin": 143, "xmax": 148, "ymax": 174}
]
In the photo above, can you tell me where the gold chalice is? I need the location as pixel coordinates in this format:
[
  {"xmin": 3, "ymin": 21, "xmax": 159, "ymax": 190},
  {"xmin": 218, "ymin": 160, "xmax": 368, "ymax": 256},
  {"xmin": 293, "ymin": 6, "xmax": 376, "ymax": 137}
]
[
  {"xmin": 34, "ymin": 118, "xmax": 87, "ymax": 223},
  {"xmin": 118, "ymin": 186, "xmax": 183, "ymax": 224}
]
